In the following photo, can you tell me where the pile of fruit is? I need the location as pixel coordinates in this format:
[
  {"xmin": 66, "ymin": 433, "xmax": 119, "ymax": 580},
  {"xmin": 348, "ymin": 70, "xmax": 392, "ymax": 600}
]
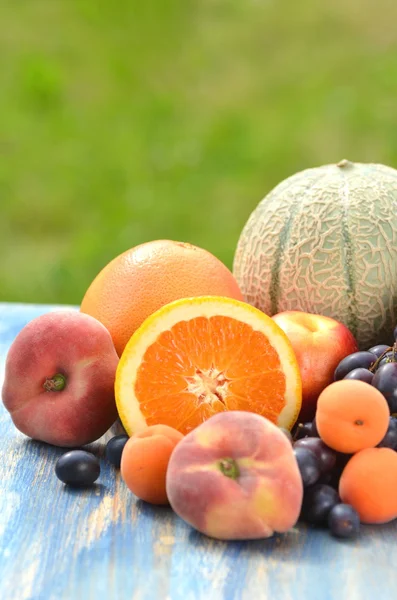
[
  {"xmin": 292, "ymin": 352, "xmax": 397, "ymax": 538},
  {"xmin": 2, "ymin": 159, "xmax": 397, "ymax": 544}
]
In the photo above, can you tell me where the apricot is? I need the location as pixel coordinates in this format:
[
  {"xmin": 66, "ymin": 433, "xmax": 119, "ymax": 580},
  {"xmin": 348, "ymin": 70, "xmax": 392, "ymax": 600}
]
[
  {"xmin": 166, "ymin": 411, "xmax": 303, "ymax": 540},
  {"xmin": 316, "ymin": 380, "xmax": 389, "ymax": 453},
  {"xmin": 339, "ymin": 448, "xmax": 397, "ymax": 524},
  {"xmin": 121, "ymin": 424, "xmax": 184, "ymax": 505},
  {"xmin": 2, "ymin": 310, "xmax": 119, "ymax": 446}
]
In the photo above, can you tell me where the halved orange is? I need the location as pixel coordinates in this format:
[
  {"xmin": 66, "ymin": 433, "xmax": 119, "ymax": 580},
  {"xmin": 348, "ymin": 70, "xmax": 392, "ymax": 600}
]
[{"xmin": 115, "ymin": 296, "xmax": 302, "ymax": 435}]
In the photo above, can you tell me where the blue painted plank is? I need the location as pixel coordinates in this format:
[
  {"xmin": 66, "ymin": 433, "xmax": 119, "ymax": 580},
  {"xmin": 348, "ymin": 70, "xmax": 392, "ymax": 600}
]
[{"xmin": 0, "ymin": 303, "xmax": 396, "ymax": 600}]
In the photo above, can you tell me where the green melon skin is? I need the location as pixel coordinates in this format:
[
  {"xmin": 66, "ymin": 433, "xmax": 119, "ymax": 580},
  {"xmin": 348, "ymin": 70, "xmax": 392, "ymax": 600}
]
[{"xmin": 233, "ymin": 159, "xmax": 397, "ymax": 349}]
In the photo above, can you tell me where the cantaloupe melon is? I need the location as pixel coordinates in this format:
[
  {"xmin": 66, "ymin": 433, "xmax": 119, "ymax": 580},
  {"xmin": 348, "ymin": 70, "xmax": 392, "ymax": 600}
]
[{"xmin": 233, "ymin": 159, "xmax": 397, "ymax": 349}]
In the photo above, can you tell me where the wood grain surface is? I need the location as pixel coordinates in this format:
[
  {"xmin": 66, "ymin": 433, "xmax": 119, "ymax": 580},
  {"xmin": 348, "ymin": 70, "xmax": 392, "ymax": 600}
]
[{"xmin": 0, "ymin": 303, "xmax": 396, "ymax": 600}]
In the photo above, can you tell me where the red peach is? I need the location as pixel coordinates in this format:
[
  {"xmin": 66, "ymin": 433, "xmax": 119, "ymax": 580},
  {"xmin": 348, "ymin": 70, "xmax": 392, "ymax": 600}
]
[
  {"xmin": 272, "ymin": 311, "xmax": 358, "ymax": 421},
  {"xmin": 166, "ymin": 411, "xmax": 303, "ymax": 540},
  {"xmin": 2, "ymin": 310, "xmax": 119, "ymax": 446}
]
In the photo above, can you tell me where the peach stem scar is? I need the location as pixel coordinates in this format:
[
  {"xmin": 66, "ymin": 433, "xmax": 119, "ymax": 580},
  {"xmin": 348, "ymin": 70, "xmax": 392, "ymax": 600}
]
[
  {"xmin": 218, "ymin": 458, "xmax": 240, "ymax": 480},
  {"xmin": 43, "ymin": 373, "xmax": 66, "ymax": 392}
]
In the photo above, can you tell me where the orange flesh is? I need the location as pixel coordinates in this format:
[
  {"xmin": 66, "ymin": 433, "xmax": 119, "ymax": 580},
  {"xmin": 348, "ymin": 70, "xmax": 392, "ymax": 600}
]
[{"xmin": 134, "ymin": 316, "xmax": 287, "ymax": 433}]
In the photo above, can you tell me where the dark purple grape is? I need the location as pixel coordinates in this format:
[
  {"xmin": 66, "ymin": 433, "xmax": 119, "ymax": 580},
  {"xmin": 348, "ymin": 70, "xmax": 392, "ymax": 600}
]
[
  {"xmin": 294, "ymin": 437, "xmax": 337, "ymax": 474},
  {"xmin": 317, "ymin": 453, "xmax": 351, "ymax": 489},
  {"xmin": 378, "ymin": 351, "xmax": 396, "ymax": 368},
  {"xmin": 301, "ymin": 484, "xmax": 340, "ymax": 525},
  {"xmin": 294, "ymin": 447, "xmax": 321, "ymax": 487},
  {"xmin": 293, "ymin": 422, "xmax": 317, "ymax": 440},
  {"xmin": 106, "ymin": 435, "xmax": 129, "ymax": 468},
  {"xmin": 311, "ymin": 418, "xmax": 318, "ymax": 437},
  {"xmin": 317, "ymin": 471, "xmax": 333, "ymax": 485},
  {"xmin": 317, "ymin": 470, "xmax": 339, "ymax": 488},
  {"xmin": 394, "ymin": 326, "xmax": 397, "ymax": 341},
  {"xmin": 334, "ymin": 352, "xmax": 376, "ymax": 381},
  {"xmin": 328, "ymin": 504, "xmax": 360, "ymax": 539},
  {"xmin": 334, "ymin": 452, "xmax": 353, "ymax": 475},
  {"xmin": 368, "ymin": 344, "xmax": 391, "ymax": 358},
  {"xmin": 371, "ymin": 363, "xmax": 397, "ymax": 414},
  {"xmin": 377, "ymin": 417, "xmax": 397, "ymax": 449},
  {"xmin": 55, "ymin": 450, "xmax": 100, "ymax": 486},
  {"xmin": 343, "ymin": 368, "xmax": 374, "ymax": 384}
]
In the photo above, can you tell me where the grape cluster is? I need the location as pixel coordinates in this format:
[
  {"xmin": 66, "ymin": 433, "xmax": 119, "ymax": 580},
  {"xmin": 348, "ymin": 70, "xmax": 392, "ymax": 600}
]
[
  {"xmin": 290, "ymin": 327, "xmax": 397, "ymax": 539},
  {"xmin": 334, "ymin": 330, "xmax": 397, "ymax": 416},
  {"xmin": 293, "ymin": 418, "xmax": 397, "ymax": 538},
  {"xmin": 292, "ymin": 422, "xmax": 359, "ymax": 538}
]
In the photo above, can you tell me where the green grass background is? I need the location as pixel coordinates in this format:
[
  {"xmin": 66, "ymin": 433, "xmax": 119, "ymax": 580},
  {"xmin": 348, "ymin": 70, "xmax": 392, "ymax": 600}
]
[{"xmin": 1, "ymin": 0, "xmax": 397, "ymax": 304}]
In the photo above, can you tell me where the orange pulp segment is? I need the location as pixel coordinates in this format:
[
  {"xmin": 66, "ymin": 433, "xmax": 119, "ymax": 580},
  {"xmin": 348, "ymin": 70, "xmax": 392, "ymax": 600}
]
[{"xmin": 115, "ymin": 296, "xmax": 302, "ymax": 435}]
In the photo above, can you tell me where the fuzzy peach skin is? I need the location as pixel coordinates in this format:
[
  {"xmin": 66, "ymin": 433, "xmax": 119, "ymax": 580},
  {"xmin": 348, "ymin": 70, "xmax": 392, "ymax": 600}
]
[
  {"xmin": 1, "ymin": 311, "xmax": 119, "ymax": 447},
  {"xmin": 166, "ymin": 411, "xmax": 303, "ymax": 540},
  {"xmin": 272, "ymin": 311, "xmax": 358, "ymax": 422}
]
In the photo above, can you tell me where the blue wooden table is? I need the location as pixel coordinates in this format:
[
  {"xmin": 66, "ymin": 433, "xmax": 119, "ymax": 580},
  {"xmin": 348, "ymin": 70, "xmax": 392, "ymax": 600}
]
[{"xmin": 0, "ymin": 303, "xmax": 396, "ymax": 600}]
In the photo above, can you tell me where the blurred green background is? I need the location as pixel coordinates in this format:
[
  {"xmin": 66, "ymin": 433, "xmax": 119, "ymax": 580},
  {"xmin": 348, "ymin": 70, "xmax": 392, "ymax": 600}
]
[{"xmin": 1, "ymin": 0, "xmax": 397, "ymax": 304}]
